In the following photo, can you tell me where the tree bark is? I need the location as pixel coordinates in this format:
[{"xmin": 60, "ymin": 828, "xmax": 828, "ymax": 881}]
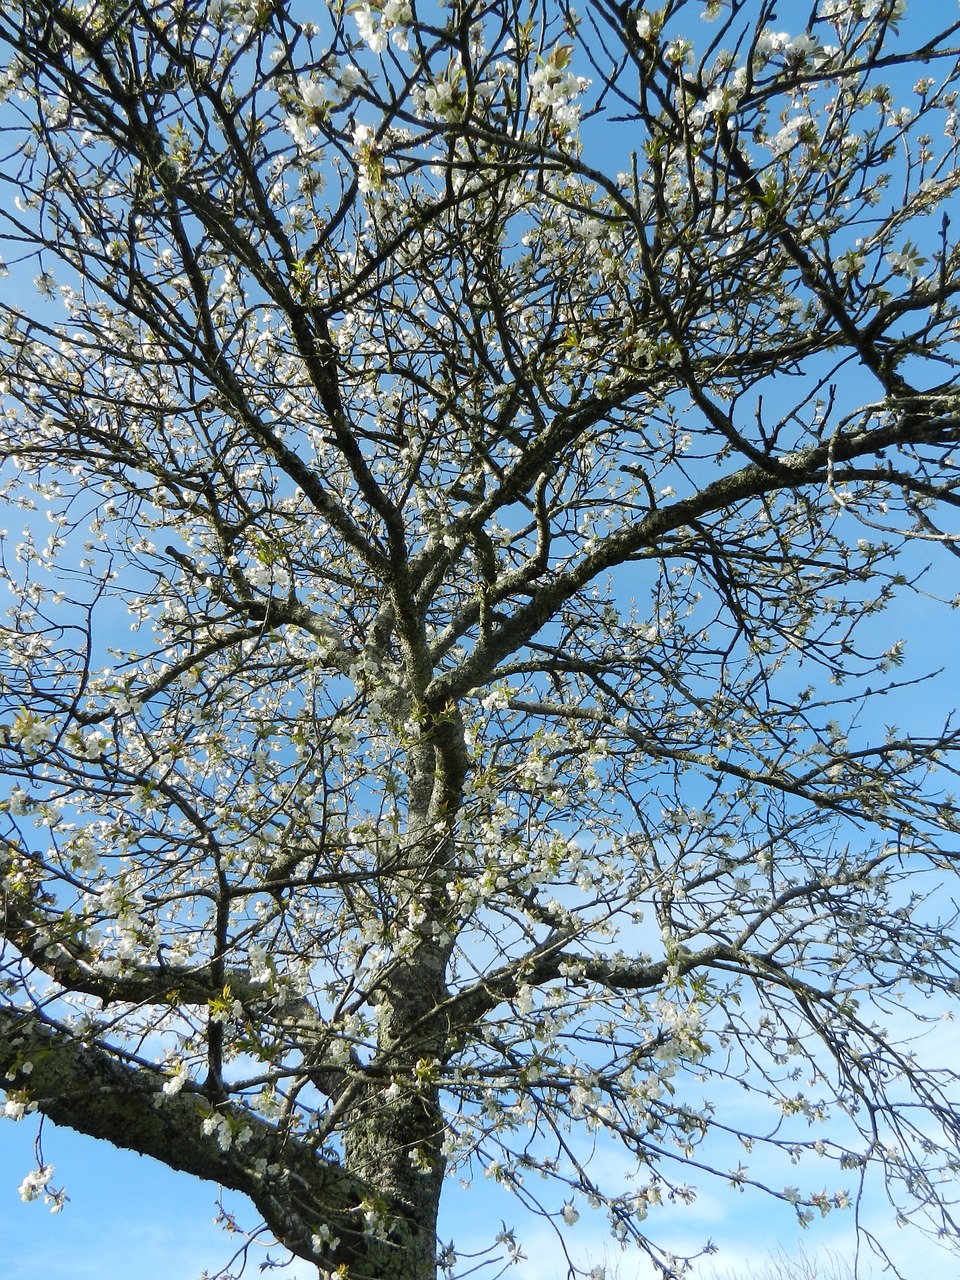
[{"xmin": 0, "ymin": 1005, "xmax": 430, "ymax": 1278}]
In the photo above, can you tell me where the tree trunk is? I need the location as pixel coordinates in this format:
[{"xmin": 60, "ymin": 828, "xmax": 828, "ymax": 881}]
[
  {"xmin": 343, "ymin": 938, "xmax": 450, "ymax": 1280},
  {"xmin": 339, "ymin": 705, "xmax": 467, "ymax": 1277}
]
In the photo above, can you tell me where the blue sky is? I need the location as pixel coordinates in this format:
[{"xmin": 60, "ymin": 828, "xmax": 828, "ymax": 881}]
[
  {"xmin": 2, "ymin": 1097, "xmax": 955, "ymax": 1280},
  {"xmin": 7, "ymin": 977, "xmax": 960, "ymax": 1280}
]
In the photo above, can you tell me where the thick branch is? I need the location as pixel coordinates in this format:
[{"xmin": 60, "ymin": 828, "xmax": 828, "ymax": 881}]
[
  {"xmin": 0, "ymin": 863, "xmax": 356, "ymax": 1097},
  {"xmin": 0, "ymin": 1003, "xmax": 415, "ymax": 1277},
  {"xmin": 428, "ymin": 400, "xmax": 960, "ymax": 702}
]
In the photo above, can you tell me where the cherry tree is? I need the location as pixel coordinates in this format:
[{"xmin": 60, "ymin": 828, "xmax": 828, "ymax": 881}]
[{"xmin": 2, "ymin": 1, "xmax": 960, "ymax": 1277}]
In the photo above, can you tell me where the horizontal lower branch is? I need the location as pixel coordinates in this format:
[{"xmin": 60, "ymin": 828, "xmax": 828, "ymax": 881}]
[{"xmin": 0, "ymin": 1004, "xmax": 410, "ymax": 1276}]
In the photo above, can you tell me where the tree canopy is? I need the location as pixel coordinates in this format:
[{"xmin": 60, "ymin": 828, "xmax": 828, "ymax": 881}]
[{"xmin": 1, "ymin": 1, "xmax": 960, "ymax": 1277}]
